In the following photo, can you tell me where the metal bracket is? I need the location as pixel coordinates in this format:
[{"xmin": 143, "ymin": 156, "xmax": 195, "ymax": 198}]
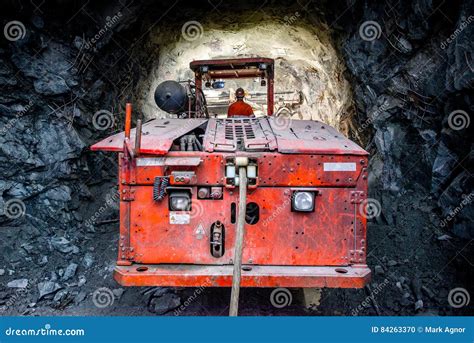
[
  {"xmin": 121, "ymin": 187, "xmax": 135, "ymax": 201},
  {"xmin": 350, "ymin": 191, "xmax": 365, "ymax": 204}
]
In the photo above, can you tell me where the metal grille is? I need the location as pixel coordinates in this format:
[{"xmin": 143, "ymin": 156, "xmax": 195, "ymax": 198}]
[
  {"xmin": 223, "ymin": 119, "xmax": 256, "ymax": 141},
  {"xmin": 203, "ymin": 117, "xmax": 277, "ymax": 152}
]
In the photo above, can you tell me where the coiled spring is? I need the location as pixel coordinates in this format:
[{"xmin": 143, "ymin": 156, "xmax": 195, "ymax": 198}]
[{"xmin": 153, "ymin": 177, "xmax": 169, "ymax": 201}]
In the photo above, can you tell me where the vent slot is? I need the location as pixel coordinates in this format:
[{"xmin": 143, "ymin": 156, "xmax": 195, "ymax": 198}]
[{"xmin": 203, "ymin": 117, "xmax": 278, "ymax": 152}]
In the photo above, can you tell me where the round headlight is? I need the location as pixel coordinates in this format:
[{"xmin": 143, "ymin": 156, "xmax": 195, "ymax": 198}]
[
  {"xmin": 169, "ymin": 191, "xmax": 191, "ymax": 211},
  {"xmin": 292, "ymin": 192, "xmax": 314, "ymax": 212}
]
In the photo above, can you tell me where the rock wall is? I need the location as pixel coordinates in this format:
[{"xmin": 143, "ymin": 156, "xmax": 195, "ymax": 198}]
[
  {"xmin": 0, "ymin": 0, "xmax": 472, "ymax": 315},
  {"xmin": 327, "ymin": 0, "xmax": 473, "ymax": 238}
]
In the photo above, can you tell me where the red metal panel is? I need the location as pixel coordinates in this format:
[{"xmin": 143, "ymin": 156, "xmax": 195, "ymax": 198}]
[
  {"xmin": 128, "ymin": 186, "xmax": 357, "ymax": 266},
  {"xmin": 114, "ymin": 264, "xmax": 371, "ymax": 288},
  {"xmin": 90, "ymin": 118, "xmax": 207, "ymax": 153},
  {"xmin": 268, "ymin": 118, "xmax": 367, "ymax": 155},
  {"xmin": 131, "ymin": 152, "xmax": 367, "ymax": 188},
  {"xmin": 190, "ymin": 57, "xmax": 274, "ymax": 73}
]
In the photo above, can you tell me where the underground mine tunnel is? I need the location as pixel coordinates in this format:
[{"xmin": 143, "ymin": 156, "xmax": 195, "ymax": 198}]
[{"xmin": 0, "ymin": 0, "xmax": 472, "ymax": 317}]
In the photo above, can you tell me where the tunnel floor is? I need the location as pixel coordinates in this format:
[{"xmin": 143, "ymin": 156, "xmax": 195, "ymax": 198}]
[{"xmin": 2, "ymin": 189, "xmax": 472, "ymax": 316}]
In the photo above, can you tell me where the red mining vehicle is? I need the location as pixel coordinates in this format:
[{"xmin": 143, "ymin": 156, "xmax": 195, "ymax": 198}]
[{"xmin": 92, "ymin": 57, "xmax": 370, "ymax": 314}]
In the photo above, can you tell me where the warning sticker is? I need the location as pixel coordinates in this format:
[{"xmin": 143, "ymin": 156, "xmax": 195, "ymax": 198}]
[
  {"xmin": 194, "ymin": 223, "xmax": 205, "ymax": 240},
  {"xmin": 169, "ymin": 212, "xmax": 190, "ymax": 225}
]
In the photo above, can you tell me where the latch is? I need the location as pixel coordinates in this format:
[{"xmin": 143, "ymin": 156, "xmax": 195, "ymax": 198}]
[{"xmin": 210, "ymin": 221, "xmax": 225, "ymax": 258}]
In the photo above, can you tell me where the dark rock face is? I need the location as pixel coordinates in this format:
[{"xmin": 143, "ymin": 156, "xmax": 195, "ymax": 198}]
[
  {"xmin": 333, "ymin": 0, "xmax": 473, "ymax": 238},
  {"xmin": 0, "ymin": 2, "xmax": 135, "ymax": 314},
  {"xmin": 0, "ymin": 0, "xmax": 472, "ymax": 316}
]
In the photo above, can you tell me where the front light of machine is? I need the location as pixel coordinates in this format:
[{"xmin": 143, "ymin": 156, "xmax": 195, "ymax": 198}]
[
  {"xmin": 292, "ymin": 192, "xmax": 315, "ymax": 212},
  {"xmin": 169, "ymin": 192, "xmax": 191, "ymax": 211}
]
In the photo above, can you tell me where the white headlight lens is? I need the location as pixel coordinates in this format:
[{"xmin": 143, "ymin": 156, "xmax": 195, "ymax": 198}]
[
  {"xmin": 170, "ymin": 195, "xmax": 190, "ymax": 211},
  {"xmin": 292, "ymin": 192, "xmax": 314, "ymax": 211}
]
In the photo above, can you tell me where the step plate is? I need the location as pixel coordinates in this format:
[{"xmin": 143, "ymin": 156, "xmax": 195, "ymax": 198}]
[{"xmin": 114, "ymin": 264, "xmax": 371, "ymax": 288}]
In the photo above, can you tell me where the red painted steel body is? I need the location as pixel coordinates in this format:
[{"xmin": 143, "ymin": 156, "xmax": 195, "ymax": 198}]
[{"xmin": 91, "ymin": 58, "xmax": 371, "ymax": 288}]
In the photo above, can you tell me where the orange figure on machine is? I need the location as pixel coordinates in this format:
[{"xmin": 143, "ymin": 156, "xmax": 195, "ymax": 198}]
[{"xmin": 227, "ymin": 87, "xmax": 254, "ymax": 117}]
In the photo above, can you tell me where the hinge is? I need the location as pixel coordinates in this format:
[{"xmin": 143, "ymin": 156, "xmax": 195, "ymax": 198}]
[
  {"xmin": 121, "ymin": 187, "xmax": 135, "ymax": 201},
  {"xmin": 350, "ymin": 191, "xmax": 365, "ymax": 204},
  {"xmin": 350, "ymin": 191, "xmax": 366, "ymax": 263}
]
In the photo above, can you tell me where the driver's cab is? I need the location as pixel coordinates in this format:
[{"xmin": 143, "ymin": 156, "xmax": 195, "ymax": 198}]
[{"xmin": 189, "ymin": 58, "xmax": 274, "ymax": 119}]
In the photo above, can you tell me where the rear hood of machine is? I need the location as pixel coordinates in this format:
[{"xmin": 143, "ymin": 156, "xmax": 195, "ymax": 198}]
[
  {"xmin": 91, "ymin": 118, "xmax": 207, "ymax": 154},
  {"xmin": 91, "ymin": 117, "xmax": 367, "ymax": 156}
]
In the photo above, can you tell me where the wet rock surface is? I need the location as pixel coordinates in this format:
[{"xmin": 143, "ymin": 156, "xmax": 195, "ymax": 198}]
[{"xmin": 0, "ymin": 0, "xmax": 472, "ymax": 316}]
